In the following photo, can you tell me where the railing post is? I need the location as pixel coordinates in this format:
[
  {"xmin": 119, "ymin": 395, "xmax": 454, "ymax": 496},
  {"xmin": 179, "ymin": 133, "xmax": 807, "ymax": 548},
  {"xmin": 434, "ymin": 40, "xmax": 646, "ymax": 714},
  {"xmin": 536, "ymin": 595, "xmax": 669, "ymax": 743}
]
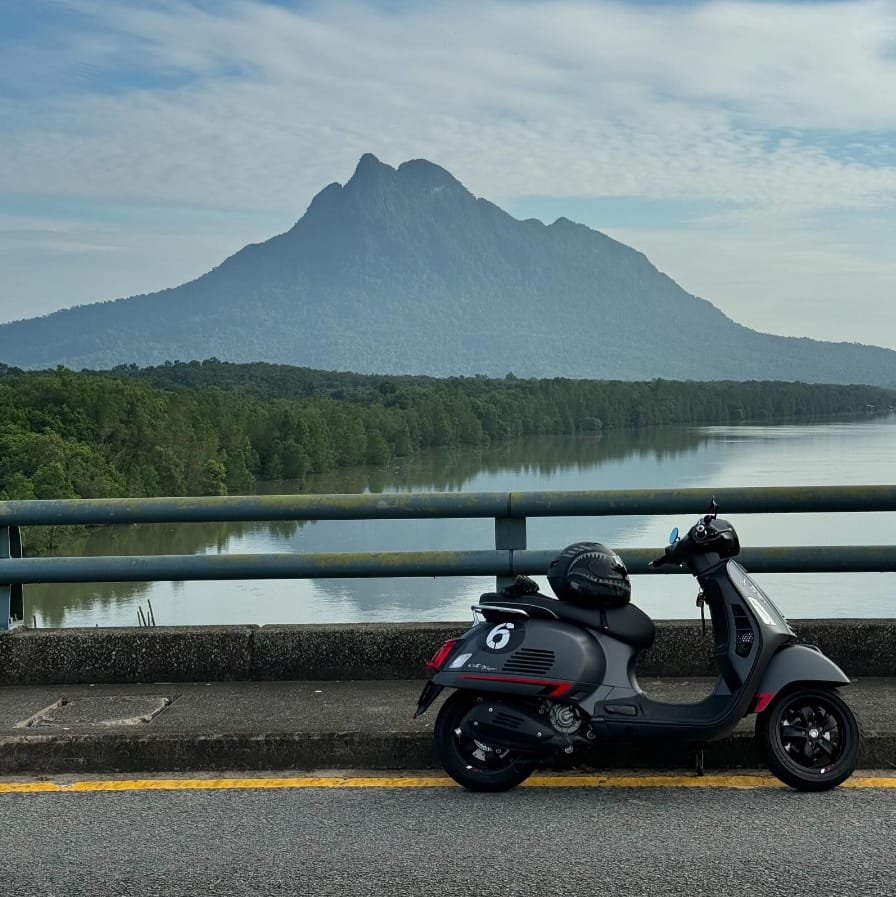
[
  {"xmin": 495, "ymin": 513, "xmax": 527, "ymax": 591},
  {"xmin": 1, "ymin": 525, "xmax": 24, "ymax": 631}
]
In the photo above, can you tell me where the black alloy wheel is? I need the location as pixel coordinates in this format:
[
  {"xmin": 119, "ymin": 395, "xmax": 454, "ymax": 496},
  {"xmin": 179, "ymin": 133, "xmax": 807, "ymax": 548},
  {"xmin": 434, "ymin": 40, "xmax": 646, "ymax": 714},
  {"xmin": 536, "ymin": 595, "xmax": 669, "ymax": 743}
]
[
  {"xmin": 433, "ymin": 690, "xmax": 537, "ymax": 792},
  {"xmin": 756, "ymin": 687, "xmax": 859, "ymax": 791}
]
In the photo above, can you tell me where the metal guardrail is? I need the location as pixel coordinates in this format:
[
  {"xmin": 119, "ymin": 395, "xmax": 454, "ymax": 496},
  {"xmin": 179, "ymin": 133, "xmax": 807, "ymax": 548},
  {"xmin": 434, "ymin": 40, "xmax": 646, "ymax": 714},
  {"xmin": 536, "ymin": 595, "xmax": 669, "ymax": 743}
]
[{"xmin": 2, "ymin": 485, "xmax": 896, "ymax": 630}]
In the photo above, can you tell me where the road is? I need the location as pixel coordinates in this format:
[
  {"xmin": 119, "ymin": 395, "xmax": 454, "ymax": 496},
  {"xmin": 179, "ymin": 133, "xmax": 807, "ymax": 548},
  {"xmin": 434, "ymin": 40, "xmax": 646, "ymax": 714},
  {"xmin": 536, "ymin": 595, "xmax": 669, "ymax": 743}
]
[{"xmin": 2, "ymin": 773, "xmax": 894, "ymax": 896}]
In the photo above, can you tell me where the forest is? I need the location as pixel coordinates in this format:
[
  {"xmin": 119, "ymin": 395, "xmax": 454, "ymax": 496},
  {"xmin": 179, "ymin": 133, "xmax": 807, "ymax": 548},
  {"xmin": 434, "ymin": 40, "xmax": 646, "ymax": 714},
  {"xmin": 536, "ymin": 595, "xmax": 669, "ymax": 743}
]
[{"xmin": 1, "ymin": 359, "xmax": 893, "ymax": 501}]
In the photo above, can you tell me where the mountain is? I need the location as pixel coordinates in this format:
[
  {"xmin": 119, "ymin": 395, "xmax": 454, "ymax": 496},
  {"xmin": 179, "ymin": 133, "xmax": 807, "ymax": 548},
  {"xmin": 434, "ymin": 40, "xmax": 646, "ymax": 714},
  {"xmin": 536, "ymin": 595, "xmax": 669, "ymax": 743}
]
[{"xmin": 1, "ymin": 153, "xmax": 894, "ymax": 385}]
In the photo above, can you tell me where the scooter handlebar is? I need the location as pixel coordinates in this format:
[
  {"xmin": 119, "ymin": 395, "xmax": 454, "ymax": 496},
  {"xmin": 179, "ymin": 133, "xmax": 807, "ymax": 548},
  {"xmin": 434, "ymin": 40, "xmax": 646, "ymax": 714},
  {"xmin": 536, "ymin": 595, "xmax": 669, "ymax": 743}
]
[
  {"xmin": 650, "ymin": 508, "xmax": 727, "ymax": 569},
  {"xmin": 649, "ymin": 546, "xmax": 675, "ymax": 568},
  {"xmin": 650, "ymin": 532, "xmax": 691, "ymax": 568}
]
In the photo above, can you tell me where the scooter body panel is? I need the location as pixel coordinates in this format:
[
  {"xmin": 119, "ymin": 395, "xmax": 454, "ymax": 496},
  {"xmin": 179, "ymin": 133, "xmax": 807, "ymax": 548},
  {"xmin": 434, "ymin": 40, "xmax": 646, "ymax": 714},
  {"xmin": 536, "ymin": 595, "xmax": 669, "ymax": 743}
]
[{"xmin": 431, "ymin": 618, "xmax": 606, "ymax": 700}]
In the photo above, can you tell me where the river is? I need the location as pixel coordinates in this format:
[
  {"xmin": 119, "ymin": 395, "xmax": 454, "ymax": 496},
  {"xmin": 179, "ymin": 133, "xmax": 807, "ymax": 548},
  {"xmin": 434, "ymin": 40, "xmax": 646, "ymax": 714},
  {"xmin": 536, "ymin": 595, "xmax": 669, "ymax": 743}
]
[{"xmin": 26, "ymin": 415, "xmax": 896, "ymax": 627}]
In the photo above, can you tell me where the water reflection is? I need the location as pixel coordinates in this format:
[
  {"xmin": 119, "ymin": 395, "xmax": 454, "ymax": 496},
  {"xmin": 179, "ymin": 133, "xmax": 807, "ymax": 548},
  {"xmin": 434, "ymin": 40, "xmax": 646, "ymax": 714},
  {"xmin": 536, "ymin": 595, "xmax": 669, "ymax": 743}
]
[
  {"xmin": 269, "ymin": 426, "xmax": 713, "ymax": 494},
  {"xmin": 28, "ymin": 520, "xmax": 303, "ymax": 627},
  {"xmin": 25, "ymin": 419, "xmax": 896, "ymax": 627}
]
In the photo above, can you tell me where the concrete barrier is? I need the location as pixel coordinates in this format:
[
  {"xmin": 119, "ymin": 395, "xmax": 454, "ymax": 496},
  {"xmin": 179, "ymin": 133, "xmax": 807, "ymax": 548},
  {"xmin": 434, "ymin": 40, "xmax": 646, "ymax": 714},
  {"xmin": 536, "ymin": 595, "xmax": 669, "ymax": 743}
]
[{"xmin": 1, "ymin": 619, "xmax": 894, "ymax": 686}]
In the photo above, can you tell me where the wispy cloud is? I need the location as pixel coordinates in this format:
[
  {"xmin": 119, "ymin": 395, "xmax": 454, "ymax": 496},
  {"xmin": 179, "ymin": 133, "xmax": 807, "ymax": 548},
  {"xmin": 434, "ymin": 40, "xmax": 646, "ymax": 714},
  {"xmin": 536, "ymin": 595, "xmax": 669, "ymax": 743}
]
[{"xmin": 5, "ymin": 0, "xmax": 896, "ymax": 208}]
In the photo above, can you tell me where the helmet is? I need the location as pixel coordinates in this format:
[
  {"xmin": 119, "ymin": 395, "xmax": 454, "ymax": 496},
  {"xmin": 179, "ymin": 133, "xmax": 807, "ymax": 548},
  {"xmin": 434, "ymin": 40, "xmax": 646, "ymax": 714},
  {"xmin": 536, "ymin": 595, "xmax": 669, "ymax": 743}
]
[
  {"xmin": 547, "ymin": 541, "xmax": 631, "ymax": 607},
  {"xmin": 692, "ymin": 517, "xmax": 740, "ymax": 558}
]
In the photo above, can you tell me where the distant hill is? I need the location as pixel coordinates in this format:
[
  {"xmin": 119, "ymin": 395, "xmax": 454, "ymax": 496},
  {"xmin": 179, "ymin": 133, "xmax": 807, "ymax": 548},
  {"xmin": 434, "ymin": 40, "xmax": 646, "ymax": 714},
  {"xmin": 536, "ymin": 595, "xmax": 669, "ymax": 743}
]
[{"xmin": 1, "ymin": 153, "xmax": 894, "ymax": 385}]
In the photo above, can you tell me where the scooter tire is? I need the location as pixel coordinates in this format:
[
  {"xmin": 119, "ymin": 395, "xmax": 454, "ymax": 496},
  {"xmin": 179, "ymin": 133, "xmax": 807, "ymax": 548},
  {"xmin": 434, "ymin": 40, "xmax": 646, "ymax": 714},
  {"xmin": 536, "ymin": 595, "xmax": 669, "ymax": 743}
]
[
  {"xmin": 433, "ymin": 690, "xmax": 537, "ymax": 792},
  {"xmin": 756, "ymin": 686, "xmax": 860, "ymax": 792}
]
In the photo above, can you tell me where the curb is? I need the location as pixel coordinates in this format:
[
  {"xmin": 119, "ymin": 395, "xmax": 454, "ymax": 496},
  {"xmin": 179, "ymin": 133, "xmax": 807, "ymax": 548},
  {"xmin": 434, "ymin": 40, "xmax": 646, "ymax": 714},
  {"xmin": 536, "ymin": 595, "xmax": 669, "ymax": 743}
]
[{"xmin": 2, "ymin": 731, "xmax": 893, "ymax": 776}]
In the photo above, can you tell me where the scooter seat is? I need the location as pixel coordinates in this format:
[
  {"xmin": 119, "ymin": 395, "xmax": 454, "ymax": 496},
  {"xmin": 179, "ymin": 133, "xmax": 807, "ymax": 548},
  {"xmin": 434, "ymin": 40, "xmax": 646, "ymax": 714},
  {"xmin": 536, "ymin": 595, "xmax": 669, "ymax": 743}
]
[{"xmin": 478, "ymin": 592, "xmax": 655, "ymax": 649}]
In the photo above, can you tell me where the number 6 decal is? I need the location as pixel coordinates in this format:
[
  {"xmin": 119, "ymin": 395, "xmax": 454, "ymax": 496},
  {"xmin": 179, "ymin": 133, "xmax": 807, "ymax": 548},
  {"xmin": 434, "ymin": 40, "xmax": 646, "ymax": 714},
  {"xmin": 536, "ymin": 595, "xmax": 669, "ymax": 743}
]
[{"xmin": 485, "ymin": 622, "xmax": 514, "ymax": 650}]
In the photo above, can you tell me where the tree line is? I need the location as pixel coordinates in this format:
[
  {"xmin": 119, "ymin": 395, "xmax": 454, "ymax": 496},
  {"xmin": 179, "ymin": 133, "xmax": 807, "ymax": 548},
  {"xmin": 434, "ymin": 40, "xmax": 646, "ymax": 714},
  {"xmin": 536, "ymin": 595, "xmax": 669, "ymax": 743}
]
[{"xmin": 0, "ymin": 359, "xmax": 893, "ymax": 501}]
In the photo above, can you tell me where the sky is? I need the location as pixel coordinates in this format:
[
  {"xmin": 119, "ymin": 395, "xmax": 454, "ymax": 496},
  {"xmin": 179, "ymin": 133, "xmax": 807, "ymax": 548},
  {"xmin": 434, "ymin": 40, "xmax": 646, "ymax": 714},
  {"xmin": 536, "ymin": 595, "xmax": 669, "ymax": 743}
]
[{"xmin": 2, "ymin": 0, "xmax": 895, "ymax": 350}]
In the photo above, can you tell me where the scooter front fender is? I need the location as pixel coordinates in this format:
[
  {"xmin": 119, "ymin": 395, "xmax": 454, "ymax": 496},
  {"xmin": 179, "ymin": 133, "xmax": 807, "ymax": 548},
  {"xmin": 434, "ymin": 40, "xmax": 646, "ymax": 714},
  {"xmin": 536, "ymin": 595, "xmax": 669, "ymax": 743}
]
[{"xmin": 755, "ymin": 644, "xmax": 851, "ymax": 707}]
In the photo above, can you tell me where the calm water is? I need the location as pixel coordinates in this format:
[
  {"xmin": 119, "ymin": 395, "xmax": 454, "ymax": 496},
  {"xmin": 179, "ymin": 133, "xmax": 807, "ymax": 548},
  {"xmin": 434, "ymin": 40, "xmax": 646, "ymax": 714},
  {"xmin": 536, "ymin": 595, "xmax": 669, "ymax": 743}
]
[{"xmin": 27, "ymin": 416, "xmax": 896, "ymax": 627}]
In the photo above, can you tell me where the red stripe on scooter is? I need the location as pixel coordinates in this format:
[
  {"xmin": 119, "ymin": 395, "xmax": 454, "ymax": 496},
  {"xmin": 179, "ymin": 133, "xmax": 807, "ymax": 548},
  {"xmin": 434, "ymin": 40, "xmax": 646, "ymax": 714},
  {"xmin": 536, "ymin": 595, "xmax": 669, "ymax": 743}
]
[
  {"xmin": 753, "ymin": 692, "xmax": 775, "ymax": 713},
  {"xmin": 459, "ymin": 674, "xmax": 571, "ymax": 697}
]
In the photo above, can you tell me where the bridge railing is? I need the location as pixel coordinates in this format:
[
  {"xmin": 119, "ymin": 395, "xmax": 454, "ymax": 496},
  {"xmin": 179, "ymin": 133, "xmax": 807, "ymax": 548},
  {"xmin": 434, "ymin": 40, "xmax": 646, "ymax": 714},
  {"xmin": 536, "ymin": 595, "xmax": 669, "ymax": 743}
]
[{"xmin": 2, "ymin": 485, "xmax": 896, "ymax": 630}]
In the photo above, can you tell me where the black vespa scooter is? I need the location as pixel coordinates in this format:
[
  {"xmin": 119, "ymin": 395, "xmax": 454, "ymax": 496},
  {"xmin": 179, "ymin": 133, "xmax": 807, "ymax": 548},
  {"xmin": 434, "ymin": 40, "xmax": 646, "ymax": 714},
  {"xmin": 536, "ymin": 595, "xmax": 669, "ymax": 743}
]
[{"xmin": 415, "ymin": 507, "xmax": 860, "ymax": 791}]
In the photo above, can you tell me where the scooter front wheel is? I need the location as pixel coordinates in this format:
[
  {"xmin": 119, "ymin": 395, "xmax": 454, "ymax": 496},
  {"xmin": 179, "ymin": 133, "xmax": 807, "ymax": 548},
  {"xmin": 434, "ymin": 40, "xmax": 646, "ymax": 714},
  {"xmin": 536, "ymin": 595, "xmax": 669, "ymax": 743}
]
[
  {"xmin": 756, "ymin": 687, "xmax": 859, "ymax": 791},
  {"xmin": 433, "ymin": 690, "xmax": 537, "ymax": 792}
]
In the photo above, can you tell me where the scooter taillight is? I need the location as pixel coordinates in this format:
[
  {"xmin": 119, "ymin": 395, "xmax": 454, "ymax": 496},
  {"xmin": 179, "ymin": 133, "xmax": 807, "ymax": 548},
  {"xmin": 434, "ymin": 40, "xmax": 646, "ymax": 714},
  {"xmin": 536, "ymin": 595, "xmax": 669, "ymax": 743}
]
[{"xmin": 427, "ymin": 639, "xmax": 458, "ymax": 671}]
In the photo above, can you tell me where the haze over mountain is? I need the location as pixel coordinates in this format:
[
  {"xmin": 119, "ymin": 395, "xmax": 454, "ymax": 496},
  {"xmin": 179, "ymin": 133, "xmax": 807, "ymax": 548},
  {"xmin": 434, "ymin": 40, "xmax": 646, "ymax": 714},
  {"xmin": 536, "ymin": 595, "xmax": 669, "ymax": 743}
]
[{"xmin": 1, "ymin": 153, "xmax": 893, "ymax": 386}]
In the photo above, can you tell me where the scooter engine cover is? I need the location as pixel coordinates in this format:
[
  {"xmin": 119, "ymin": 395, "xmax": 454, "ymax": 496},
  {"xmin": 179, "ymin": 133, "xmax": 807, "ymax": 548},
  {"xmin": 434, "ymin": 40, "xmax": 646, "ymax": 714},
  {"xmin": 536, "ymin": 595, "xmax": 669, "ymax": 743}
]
[
  {"xmin": 458, "ymin": 697, "xmax": 572, "ymax": 752},
  {"xmin": 432, "ymin": 619, "xmax": 606, "ymax": 698}
]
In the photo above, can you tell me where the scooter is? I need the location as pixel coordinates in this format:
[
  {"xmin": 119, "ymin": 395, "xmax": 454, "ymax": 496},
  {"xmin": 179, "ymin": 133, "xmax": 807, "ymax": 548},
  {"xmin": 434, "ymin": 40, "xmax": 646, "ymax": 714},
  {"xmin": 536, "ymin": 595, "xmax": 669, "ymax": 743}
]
[{"xmin": 414, "ymin": 504, "xmax": 860, "ymax": 791}]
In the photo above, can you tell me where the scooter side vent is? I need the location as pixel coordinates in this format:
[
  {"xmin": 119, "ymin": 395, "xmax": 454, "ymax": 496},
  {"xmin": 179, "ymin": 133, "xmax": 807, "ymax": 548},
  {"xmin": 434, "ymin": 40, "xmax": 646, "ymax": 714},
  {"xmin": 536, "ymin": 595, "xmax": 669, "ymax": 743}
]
[
  {"xmin": 732, "ymin": 604, "xmax": 755, "ymax": 658},
  {"xmin": 502, "ymin": 648, "xmax": 556, "ymax": 675},
  {"xmin": 493, "ymin": 712, "xmax": 526, "ymax": 730}
]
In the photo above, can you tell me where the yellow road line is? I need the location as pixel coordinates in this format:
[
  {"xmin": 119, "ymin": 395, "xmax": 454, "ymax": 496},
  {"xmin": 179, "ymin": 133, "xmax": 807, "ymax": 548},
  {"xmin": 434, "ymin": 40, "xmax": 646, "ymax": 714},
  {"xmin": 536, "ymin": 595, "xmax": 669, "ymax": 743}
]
[{"xmin": 1, "ymin": 773, "xmax": 894, "ymax": 794}]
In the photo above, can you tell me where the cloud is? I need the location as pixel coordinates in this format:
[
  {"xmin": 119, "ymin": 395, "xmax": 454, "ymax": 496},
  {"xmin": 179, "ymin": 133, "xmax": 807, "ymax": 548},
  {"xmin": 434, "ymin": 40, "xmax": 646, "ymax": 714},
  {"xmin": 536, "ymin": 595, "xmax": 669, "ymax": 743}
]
[{"xmin": 3, "ymin": 0, "xmax": 896, "ymax": 212}]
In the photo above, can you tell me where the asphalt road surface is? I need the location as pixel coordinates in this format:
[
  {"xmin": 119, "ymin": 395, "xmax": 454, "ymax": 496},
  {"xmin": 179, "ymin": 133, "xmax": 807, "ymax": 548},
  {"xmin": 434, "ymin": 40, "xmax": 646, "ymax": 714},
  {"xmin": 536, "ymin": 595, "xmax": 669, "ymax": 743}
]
[{"xmin": 2, "ymin": 775, "xmax": 894, "ymax": 896}]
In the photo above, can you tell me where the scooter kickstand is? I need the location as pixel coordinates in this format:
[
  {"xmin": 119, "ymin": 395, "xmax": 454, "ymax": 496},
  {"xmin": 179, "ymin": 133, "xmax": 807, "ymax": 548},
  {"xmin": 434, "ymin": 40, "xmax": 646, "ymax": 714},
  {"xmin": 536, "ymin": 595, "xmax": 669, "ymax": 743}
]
[{"xmin": 695, "ymin": 747, "xmax": 705, "ymax": 777}]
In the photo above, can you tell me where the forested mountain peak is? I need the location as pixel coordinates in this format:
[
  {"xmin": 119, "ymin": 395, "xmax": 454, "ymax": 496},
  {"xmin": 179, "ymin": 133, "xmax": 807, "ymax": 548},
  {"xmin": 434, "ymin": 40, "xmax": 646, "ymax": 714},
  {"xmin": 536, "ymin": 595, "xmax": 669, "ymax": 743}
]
[{"xmin": 0, "ymin": 154, "xmax": 894, "ymax": 387}]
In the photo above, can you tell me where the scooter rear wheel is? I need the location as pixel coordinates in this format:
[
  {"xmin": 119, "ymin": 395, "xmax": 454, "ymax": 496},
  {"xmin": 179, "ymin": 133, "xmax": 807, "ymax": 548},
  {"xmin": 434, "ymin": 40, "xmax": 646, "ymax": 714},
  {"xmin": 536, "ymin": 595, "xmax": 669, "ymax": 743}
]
[
  {"xmin": 433, "ymin": 690, "xmax": 537, "ymax": 792},
  {"xmin": 756, "ymin": 686, "xmax": 859, "ymax": 791}
]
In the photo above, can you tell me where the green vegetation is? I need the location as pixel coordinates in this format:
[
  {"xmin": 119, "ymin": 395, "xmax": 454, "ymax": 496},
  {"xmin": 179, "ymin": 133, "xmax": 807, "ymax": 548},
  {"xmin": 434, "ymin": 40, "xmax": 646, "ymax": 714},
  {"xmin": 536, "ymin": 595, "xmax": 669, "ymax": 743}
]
[{"xmin": 1, "ymin": 359, "xmax": 893, "ymax": 501}]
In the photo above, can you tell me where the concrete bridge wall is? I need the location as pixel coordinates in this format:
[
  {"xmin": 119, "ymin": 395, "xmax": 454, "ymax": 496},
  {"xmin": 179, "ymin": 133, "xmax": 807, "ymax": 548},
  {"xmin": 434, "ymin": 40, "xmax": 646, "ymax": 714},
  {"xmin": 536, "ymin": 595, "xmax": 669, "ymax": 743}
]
[{"xmin": 1, "ymin": 619, "xmax": 894, "ymax": 686}]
